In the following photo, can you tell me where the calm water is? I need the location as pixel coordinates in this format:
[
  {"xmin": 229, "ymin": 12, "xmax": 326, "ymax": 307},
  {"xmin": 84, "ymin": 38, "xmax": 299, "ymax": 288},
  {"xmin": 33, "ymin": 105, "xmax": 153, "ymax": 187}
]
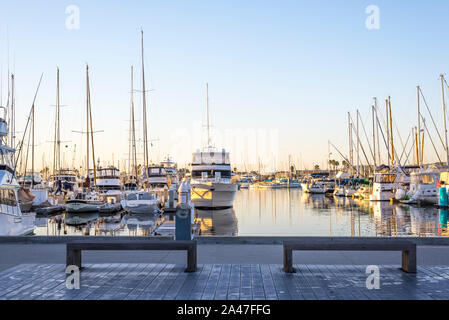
[{"xmin": 30, "ymin": 188, "xmax": 449, "ymax": 237}]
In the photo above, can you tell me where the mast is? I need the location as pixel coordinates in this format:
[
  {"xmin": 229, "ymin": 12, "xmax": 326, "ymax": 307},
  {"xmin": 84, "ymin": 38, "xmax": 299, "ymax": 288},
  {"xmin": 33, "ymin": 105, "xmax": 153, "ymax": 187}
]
[
  {"xmin": 356, "ymin": 109, "xmax": 360, "ymax": 176},
  {"xmin": 10, "ymin": 74, "xmax": 15, "ymax": 151},
  {"xmin": 372, "ymin": 101, "xmax": 376, "ymax": 168},
  {"xmin": 130, "ymin": 65, "xmax": 138, "ymax": 180},
  {"xmin": 417, "ymin": 86, "xmax": 421, "ymax": 165},
  {"xmin": 206, "ymin": 83, "xmax": 210, "ymax": 149},
  {"xmin": 87, "ymin": 66, "xmax": 96, "ymax": 186},
  {"xmin": 441, "ymin": 74, "xmax": 449, "ymax": 166},
  {"xmin": 85, "ymin": 65, "xmax": 90, "ymax": 177},
  {"xmin": 348, "ymin": 112, "xmax": 353, "ymax": 174},
  {"xmin": 385, "ymin": 99, "xmax": 390, "ymax": 165},
  {"xmin": 53, "ymin": 68, "xmax": 61, "ymax": 176},
  {"xmin": 388, "ymin": 96, "xmax": 394, "ymax": 166},
  {"xmin": 141, "ymin": 30, "xmax": 149, "ymax": 185},
  {"xmin": 31, "ymin": 95, "xmax": 35, "ymax": 188}
]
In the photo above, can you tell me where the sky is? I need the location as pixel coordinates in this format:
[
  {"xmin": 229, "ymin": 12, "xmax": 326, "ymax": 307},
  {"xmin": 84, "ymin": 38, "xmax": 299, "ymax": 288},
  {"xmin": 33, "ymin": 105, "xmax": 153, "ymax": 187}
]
[{"xmin": 1, "ymin": 0, "xmax": 449, "ymax": 173}]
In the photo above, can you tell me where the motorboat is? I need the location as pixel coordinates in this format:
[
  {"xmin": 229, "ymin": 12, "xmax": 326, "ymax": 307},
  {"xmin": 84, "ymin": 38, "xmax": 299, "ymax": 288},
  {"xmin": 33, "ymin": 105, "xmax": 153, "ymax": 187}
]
[
  {"xmin": 190, "ymin": 149, "xmax": 238, "ymax": 209},
  {"xmin": 120, "ymin": 191, "xmax": 160, "ymax": 214},
  {"xmin": 65, "ymin": 192, "xmax": 104, "ymax": 213}
]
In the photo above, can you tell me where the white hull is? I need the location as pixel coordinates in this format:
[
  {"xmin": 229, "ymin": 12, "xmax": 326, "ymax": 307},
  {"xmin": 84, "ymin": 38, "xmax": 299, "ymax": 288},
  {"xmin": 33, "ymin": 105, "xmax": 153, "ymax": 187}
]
[
  {"xmin": 66, "ymin": 201, "xmax": 102, "ymax": 213},
  {"xmin": 191, "ymin": 182, "xmax": 237, "ymax": 208},
  {"xmin": 0, "ymin": 212, "xmax": 34, "ymax": 236}
]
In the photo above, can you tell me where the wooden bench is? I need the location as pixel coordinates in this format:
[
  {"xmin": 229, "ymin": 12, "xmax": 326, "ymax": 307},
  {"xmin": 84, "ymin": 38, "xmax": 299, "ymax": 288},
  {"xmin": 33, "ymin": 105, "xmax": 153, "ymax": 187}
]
[
  {"xmin": 283, "ymin": 238, "xmax": 417, "ymax": 273},
  {"xmin": 67, "ymin": 240, "xmax": 197, "ymax": 272}
]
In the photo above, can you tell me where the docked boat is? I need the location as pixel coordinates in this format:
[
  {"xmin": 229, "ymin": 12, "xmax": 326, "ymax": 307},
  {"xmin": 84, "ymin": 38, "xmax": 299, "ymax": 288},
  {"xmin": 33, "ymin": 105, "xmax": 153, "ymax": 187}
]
[
  {"xmin": 190, "ymin": 149, "xmax": 238, "ymax": 209},
  {"xmin": 0, "ymin": 107, "xmax": 34, "ymax": 235},
  {"xmin": 96, "ymin": 166, "xmax": 122, "ymax": 204},
  {"xmin": 400, "ymin": 170, "xmax": 441, "ymax": 205},
  {"xmin": 120, "ymin": 191, "xmax": 160, "ymax": 214},
  {"xmin": 65, "ymin": 192, "xmax": 104, "ymax": 213}
]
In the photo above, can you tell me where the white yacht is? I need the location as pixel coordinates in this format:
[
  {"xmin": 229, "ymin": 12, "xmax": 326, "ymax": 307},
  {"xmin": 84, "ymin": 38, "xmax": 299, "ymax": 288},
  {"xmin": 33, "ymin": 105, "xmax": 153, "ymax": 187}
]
[
  {"xmin": 49, "ymin": 169, "xmax": 82, "ymax": 193},
  {"xmin": 0, "ymin": 108, "xmax": 34, "ymax": 235},
  {"xmin": 400, "ymin": 170, "xmax": 441, "ymax": 205},
  {"xmin": 95, "ymin": 166, "xmax": 122, "ymax": 204},
  {"xmin": 370, "ymin": 171, "xmax": 404, "ymax": 201},
  {"xmin": 190, "ymin": 149, "xmax": 238, "ymax": 209},
  {"xmin": 142, "ymin": 165, "xmax": 170, "ymax": 199},
  {"xmin": 120, "ymin": 191, "xmax": 160, "ymax": 214}
]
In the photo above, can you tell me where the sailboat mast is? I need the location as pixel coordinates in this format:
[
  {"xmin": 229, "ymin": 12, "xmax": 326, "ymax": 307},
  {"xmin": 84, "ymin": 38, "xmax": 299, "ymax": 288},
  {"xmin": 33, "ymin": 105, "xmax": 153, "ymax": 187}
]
[
  {"xmin": 53, "ymin": 68, "xmax": 61, "ymax": 176},
  {"xmin": 31, "ymin": 99, "xmax": 35, "ymax": 188},
  {"xmin": 141, "ymin": 30, "xmax": 149, "ymax": 184},
  {"xmin": 206, "ymin": 83, "xmax": 210, "ymax": 148},
  {"xmin": 388, "ymin": 97, "xmax": 394, "ymax": 166},
  {"xmin": 356, "ymin": 109, "xmax": 360, "ymax": 176},
  {"xmin": 417, "ymin": 86, "xmax": 421, "ymax": 166},
  {"xmin": 130, "ymin": 65, "xmax": 138, "ymax": 179},
  {"xmin": 10, "ymin": 74, "xmax": 15, "ymax": 151},
  {"xmin": 87, "ymin": 66, "xmax": 96, "ymax": 186},
  {"xmin": 86, "ymin": 64, "xmax": 90, "ymax": 176},
  {"xmin": 440, "ymin": 74, "xmax": 449, "ymax": 166},
  {"xmin": 372, "ymin": 100, "xmax": 377, "ymax": 168}
]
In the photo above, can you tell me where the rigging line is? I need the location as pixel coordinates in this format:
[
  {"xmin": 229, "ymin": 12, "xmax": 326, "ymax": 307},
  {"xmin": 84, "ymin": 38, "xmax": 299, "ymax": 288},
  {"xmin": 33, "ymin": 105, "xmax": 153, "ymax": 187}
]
[
  {"xmin": 419, "ymin": 87, "xmax": 445, "ymax": 150},
  {"xmin": 398, "ymin": 130, "xmax": 412, "ymax": 165},
  {"xmin": 349, "ymin": 113, "xmax": 371, "ymax": 167},
  {"xmin": 403, "ymin": 131, "xmax": 416, "ymax": 166},
  {"xmin": 13, "ymin": 73, "xmax": 43, "ymax": 176},
  {"xmin": 420, "ymin": 114, "xmax": 443, "ymax": 163},
  {"xmin": 359, "ymin": 110, "xmax": 375, "ymax": 163}
]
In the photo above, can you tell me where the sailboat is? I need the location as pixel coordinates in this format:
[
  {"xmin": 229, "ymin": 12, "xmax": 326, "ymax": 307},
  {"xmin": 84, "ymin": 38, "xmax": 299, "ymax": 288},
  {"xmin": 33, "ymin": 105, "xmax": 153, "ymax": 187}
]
[
  {"xmin": 121, "ymin": 31, "xmax": 160, "ymax": 214},
  {"xmin": 66, "ymin": 65, "xmax": 103, "ymax": 213},
  {"xmin": 190, "ymin": 84, "xmax": 238, "ymax": 209},
  {"xmin": 0, "ymin": 74, "xmax": 40, "ymax": 235}
]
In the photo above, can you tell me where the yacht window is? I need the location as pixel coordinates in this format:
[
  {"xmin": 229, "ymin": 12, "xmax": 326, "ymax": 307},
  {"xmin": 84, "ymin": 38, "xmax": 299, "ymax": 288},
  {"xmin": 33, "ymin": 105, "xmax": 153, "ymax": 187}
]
[
  {"xmin": 215, "ymin": 171, "xmax": 221, "ymax": 179},
  {"xmin": 127, "ymin": 193, "xmax": 137, "ymax": 201},
  {"xmin": 202, "ymin": 172, "xmax": 208, "ymax": 179},
  {"xmin": 421, "ymin": 175, "xmax": 435, "ymax": 185}
]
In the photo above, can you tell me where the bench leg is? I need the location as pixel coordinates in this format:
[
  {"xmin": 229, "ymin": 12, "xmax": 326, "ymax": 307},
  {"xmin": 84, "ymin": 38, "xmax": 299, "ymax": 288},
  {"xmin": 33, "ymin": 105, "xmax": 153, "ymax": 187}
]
[
  {"xmin": 186, "ymin": 246, "xmax": 197, "ymax": 273},
  {"xmin": 402, "ymin": 249, "xmax": 417, "ymax": 273},
  {"xmin": 283, "ymin": 247, "xmax": 295, "ymax": 273},
  {"xmin": 67, "ymin": 249, "xmax": 82, "ymax": 270}
]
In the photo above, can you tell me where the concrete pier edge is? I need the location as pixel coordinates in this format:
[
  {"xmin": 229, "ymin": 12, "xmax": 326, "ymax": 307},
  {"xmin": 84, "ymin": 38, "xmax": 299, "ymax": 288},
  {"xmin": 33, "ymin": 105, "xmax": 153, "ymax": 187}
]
[{"xmin": 1, "ymin": 236, "xmax": 449, "ymax": 245}]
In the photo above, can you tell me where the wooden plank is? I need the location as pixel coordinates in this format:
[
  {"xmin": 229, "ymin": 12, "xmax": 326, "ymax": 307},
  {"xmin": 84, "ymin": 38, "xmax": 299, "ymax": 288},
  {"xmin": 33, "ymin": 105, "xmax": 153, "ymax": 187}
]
[
  {"xmin": 239, "ymin": 264, "xmax": 252, "ymax": 300},
  {"xmin": 214, "ymin": 264, "xmax": 231, "ymax": 300},
  {"xmin": 188, "ymin": 264, "xmax": 213, "ymax": 300},
  {"xmin": 201, "ymin": 264, "xmax": 222, "ymax": 300},
  {"xmin": 1, "ymin": 264, "xmax": 61, "ymax": 300},
  {"xmin": 152, "ymin": 265, "xmax": 186, "ymax": 300},
  {"xmin": 125, "ymin": 263, "xmax": 166, "ymax": 300},
  {"xmin": 139, "ymin": 264, "xmax": 177, "ymax": 300},
  {"xmin": 251, "ymin": 264, "xmax": 266, "ymax": 300},
  {"xmin": 175, "ymin": 265, "xmax": 206, "ymax": 300},
  {"xmin": 98, "ymin": 263, "xmax": 144, "ymax": 300},
  {"xmin": 268, "ymin": 264, "xmax": 291, "ymax": 300},
  {"xmin": 163, "ymin": 265, "xmax": 193, "ymax": 300},
  {"xmin": 227, "ymin": 264, "xmax": 241, "ymax": 300},
  {"xmin": 260, "ymin": 264, "xmax": 277, "ymax": 300}
]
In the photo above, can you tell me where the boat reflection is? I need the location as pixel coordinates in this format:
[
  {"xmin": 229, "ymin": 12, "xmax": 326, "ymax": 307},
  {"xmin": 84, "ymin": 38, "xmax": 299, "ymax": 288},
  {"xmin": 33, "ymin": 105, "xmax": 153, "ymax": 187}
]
[{"xmin": 195, "ymin": 208, "xmax": 238, "ymax": 236}]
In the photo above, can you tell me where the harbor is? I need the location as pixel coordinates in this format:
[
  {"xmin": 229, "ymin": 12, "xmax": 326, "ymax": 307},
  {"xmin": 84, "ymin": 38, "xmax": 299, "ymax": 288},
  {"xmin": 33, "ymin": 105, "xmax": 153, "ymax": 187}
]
[{"xmin": 2, "ymin": 0, "xmax": 449, "ymax": 305}]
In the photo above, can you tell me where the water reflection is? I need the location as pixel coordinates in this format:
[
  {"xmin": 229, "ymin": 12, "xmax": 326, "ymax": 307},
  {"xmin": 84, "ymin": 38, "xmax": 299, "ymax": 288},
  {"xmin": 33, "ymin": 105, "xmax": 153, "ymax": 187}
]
[
  {"xmin": 195, "ymin": 208, "xmax": 238, "ymax": 236},
  {"xmin": 233, "ymin": 189, "xmax": 449, "ymax": 237},
  {"xmin": 26, "ymin": 189, "xmax": 449, "ymax": 237},
  {"xmin": 34, "ymin": 211, "xmax": 164, "ymax": 236}
]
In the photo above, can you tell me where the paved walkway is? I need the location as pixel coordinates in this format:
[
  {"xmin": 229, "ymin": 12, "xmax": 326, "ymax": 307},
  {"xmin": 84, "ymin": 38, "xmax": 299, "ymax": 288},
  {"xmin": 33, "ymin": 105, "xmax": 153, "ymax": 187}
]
[{"xmin": 1, "ymin": 263, "xmax": 449, "ymax": 300}]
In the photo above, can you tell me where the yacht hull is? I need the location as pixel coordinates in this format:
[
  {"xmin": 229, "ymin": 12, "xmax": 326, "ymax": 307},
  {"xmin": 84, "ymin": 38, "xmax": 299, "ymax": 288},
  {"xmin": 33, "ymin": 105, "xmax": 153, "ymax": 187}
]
[
  {"xmin": 65, "ymin": 200, "xmax": 102, "ymax": 213},
  {"xmin": 191, "ymin": 182, "xmax": 237, "ymax": 209}
]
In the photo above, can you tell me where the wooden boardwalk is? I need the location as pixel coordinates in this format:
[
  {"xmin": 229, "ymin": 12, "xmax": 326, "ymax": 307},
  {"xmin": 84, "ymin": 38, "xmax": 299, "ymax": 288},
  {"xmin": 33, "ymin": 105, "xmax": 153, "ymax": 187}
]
[{"xmin": 1, "ymin": 263, "xmax": 449, "ymax": 300}]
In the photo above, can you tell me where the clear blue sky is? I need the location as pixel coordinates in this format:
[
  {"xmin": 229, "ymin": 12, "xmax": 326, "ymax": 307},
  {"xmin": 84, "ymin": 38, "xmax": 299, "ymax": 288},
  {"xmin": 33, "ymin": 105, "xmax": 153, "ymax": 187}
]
[{"xmin": 1, "ymin": 0, "xmax": 448, "ymax": 172}]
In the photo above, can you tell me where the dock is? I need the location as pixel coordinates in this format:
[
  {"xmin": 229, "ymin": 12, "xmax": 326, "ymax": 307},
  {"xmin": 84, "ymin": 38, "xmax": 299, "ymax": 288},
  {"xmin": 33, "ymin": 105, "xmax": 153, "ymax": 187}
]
[{"xmin": 1, "ymin": 263, "xmax": 449, "ymax": 300}]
